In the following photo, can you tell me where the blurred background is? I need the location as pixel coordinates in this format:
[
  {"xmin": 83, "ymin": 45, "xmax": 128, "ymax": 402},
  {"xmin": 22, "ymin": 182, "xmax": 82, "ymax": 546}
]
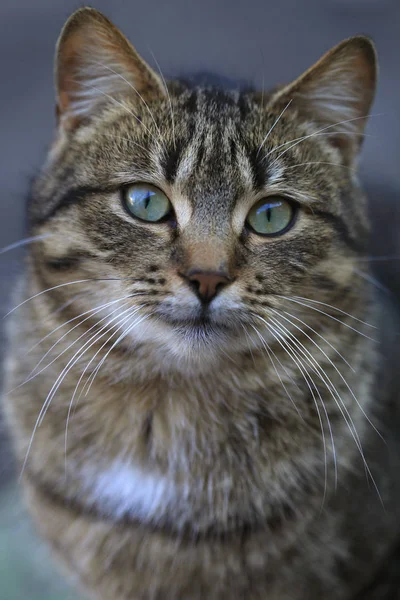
[{"xmin": 0, "ymin": 0, "xmax": 399, "ymax": 597}]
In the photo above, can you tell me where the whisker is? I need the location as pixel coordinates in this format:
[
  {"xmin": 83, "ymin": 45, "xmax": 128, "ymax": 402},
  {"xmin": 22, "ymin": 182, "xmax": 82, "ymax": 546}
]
[
  {"xmin": 262, "ymin": 314, "xmax": 383, "ymax": 505},
  {"xmin": 0, "ymin": 234, "xmax": 52, "ymax": 256},
  {"xmin": 99, "ymin": 132, "xmax": 150, "ymax": 153},
  {"xmin": 282, "ymin": 161, "xmax": 357, "ymax": 174},
  {"xmin": 70, "ymin": 78, "xmax": 164, "ymax": 151},
  {"xmin": 276, "ymin": 296, "xmax": 377, "ymax": 342},
  {"xmin": 278, "ymin": 309, "xmax": 355, "ymax": 372},
  {"xmin": 270, "ymin": 310, "xmax": 383, "ymax": 441},
  {"xmin": 256, "ymin": 100, "xmax": 292, "ymax": 156},
  {"xmin": 148, "ymin": 48, "xmax": 176, "ymax": 150},
  {"xmin": 255, "ymin": 315, "xmax": 334, "ymax": 500},
  {"xmin": 267, "ymin": 315, "xmax": 372, "ymax": 487},
  {"xmin": 91, "ymin": 61, "xmax": 166, "ymax": 151},
  {"xmin": 64, "ymin": 307, "xmax": 145, "ymax": 476},
  {"xmin": 4, "ymin": 278, "xmax": 126, "ymax": 319},
  {"xmin": 292, "ymin": 296, "xmax": 377, "ymax": 328},
  {"xmin": 4, "ymin": 275, "xmax": 147, "ymax": 319},
  {"xmin": 16, "ymin": 300, "xmax": 133, "ymax": 389},
  {"xmin": 36, "ymin": 303, "xmax": 139, "ymax": 424},
  {"xmin": 83, "ymin": 312, "xmax": 147, "ymax": 397},
  {"xmin": 249, "ymin": 323, "xmax": 303, "ymax": 419},
  {"xmin": 26, "ymin": 294, "xmax": 135, "ymax": 357},
  {"xmin": 18, "ymin": 304, "xmax": 141, "ymax": 478},
  {"xmin": 353, "ymin": 268, "xmax": 393, "ymax": 296},
  {"xmin": 265, "ymin": 315, "xmax": 371, "ymax": 497},
  {"xmin": 264, "ymin": 113, "xmax": 381, "ymax": 166},
  {"xmin": 261, "ymin": 131, "xmax": 371, "ymax": 166}
]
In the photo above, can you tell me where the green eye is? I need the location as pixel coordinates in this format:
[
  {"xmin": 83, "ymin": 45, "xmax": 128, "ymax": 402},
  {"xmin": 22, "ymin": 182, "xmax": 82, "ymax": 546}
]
[
  {"xmin": 124, "ymin": 183, "xmax": 172, "ymax": 222},
  {"xmin": 246, "ymin": 197, "xmax": 295, "ymax": 236}
]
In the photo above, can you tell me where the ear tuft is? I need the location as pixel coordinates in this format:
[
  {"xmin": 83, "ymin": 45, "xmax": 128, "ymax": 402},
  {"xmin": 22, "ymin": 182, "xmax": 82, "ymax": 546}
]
[
  {"xmin": 55, "ymin": 7, "xmax": 165, "ymax": 130},
  {"xmin": 268, "ymin": 36, "xmax": 377, "ymax": 163}
]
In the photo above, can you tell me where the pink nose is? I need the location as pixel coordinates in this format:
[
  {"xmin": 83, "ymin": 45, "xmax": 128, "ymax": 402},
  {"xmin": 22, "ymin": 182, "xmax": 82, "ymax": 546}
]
[{"xmin": 187, "ymin": 270, "xmax": 230, "ymax": 303}]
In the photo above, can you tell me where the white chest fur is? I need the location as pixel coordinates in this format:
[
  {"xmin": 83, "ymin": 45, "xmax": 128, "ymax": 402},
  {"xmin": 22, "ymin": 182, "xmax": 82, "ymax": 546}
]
[{"xmin": 82, "ymin": 460, "xmax": 188, "ymax": 524}]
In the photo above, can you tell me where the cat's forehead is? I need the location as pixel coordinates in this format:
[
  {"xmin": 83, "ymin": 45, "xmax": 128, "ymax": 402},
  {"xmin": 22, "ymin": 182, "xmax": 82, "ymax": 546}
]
[
  {"xmin": 158, "ymin": 87, "xmax": 265, "ymax": 215},
  {"xmin": 173, "ymin": 93, "xmax": 251, "ymax": 208}
]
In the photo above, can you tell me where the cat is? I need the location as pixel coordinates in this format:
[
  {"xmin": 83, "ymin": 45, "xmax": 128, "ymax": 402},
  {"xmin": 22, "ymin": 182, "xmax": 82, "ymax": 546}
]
[{"xmin": 3, "ymin": 6, "xmax": 400, "ymax": 599}]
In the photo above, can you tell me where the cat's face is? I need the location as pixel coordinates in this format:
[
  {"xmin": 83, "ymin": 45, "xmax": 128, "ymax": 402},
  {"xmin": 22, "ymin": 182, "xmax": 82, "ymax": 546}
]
[{"xmin": 29, "ymin": 8, "xmax": 375, "ymax": 371}]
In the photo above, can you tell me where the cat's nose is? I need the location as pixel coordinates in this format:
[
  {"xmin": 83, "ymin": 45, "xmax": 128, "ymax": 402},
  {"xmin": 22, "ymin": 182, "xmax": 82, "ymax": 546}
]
[{"xmin": 185, "ymin": 270, "xmax": 231, "ymax": 304}]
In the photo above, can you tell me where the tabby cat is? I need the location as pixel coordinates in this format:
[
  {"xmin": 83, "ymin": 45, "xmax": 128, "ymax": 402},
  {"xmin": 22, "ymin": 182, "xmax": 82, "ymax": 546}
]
[{"xmin": 4, "ymin": 7, "xmax": 400, "ymax": 599}]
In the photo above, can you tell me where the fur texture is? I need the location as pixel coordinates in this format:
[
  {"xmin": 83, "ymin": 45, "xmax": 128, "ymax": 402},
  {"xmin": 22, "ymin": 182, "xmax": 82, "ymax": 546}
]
[{"xmin": 3, "ymin": 7, "xmax": 400, "ymax": 599}]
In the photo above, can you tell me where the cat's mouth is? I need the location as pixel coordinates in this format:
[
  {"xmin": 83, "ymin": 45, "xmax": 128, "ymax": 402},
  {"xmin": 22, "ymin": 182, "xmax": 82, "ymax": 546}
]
[{"xmin": 160, "ymin": 314, "xmax": 234, "ymax": 335}]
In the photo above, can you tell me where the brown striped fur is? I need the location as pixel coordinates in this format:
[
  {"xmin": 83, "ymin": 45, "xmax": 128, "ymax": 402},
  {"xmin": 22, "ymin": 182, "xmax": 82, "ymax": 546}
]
[{"xmin": 4, "ymin": 8, "xmax": 400, "ymax": 599}]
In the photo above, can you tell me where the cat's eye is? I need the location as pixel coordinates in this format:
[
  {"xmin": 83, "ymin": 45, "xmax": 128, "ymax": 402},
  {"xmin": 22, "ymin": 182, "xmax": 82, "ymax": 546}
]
[
  {"xmin": 123, "ymin": 183, "xmax": 172, "ymax": 222},
  {"xmin": 246, "ymin": 197, "xmax": 295, "ymax": 236}
]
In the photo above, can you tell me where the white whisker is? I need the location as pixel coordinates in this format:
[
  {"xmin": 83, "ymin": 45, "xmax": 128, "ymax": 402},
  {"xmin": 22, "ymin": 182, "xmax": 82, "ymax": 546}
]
[
  {"xmin": 353, "ymin": 268, "xmax": 392, "ymax": 296},
  {"xmin": 99, "ymin": 132, "xmax": 150, "ymax": 153},
  {"xmin": 292, "ymin": 296, "xmax": 377, "ymax": 328},
  {"xmin": 279, "ymin": 309, "xmax": 355, "ymax": 372},
  {"xmin": 264, "ymin": 113, "xmax": 381, "ymax": 166},
  {"xmin": 148, "ymin": 49, "xmax": 176, "ymax": 150},
  {"xmin": 0, "ymin": 234, "xmax": 52, "ymax": 256},
  {"xmin": 64, "ymin": 307, "xmax": 145, "ymax": 476},
  {"xmin": 250, "ymin": 323, "xmax": 303, "ymax": 417},
  {"xmin": 27, "ymin": 294, "xmax": 134, "ymax": 356},
  {"xmin": 277, "ymin": 296, "xmax": 377, "ymax": 342},
  {"xmin": 270, "ymin": 309, "xmax": 383, "ymax": 441},
  {"xmin": 10, "ymin": 299, "xmax": 135, "ymax": 392},
  {"xmin": 262, "ymin": 314, "xmax": 383, "ymax": 505},
  {"xmin": 4, "ymin": 279, "xmax": 92, "ymax": 318},
  {"xmin": 70, "ymin": 79, "xmax": 164, "ymax": 151},
  {"xmin": 256, "ymin": 100, "xmax": 292, "ymax": 156},
  {"xmin": 283, "ymin": 161, "xmax": 357, "ymax": 174},
  {"xmin": 91, "ymin": 61, "xmax": 166, "ymax": 151},
  {"xmin": 18, "ymin": 303, "xmax": 141, "ymax": 478},
  {"xmin": 83, "ymin": 312, "xmax": 147, "ymax": 397},
  {"xmin": 256, "ymin": 316, "xmax": 334, "ymax": 500}
]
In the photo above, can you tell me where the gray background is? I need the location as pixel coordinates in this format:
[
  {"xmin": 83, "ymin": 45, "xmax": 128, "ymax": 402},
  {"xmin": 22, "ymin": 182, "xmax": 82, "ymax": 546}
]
[{"xmin": 0, "ymin": 0, "xmax": 398, "ymax": 597}]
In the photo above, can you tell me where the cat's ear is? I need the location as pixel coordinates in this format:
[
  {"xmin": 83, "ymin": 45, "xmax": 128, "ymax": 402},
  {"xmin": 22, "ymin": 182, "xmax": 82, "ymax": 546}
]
[
  {"xmin": 55, "ymin": 7, "xmax": 165, "ymax": 131},
  {"xmin": 268, "ymin": 37, "xmax": 377, "ymax": 163}
]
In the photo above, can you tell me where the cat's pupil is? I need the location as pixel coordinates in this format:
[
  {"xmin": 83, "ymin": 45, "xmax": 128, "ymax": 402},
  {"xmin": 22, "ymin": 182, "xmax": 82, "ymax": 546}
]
[
  {"xmin": 266, "ymin": 207, "xmax": 272, "ymax": 222},
  {"xmin": 144, "ymin": 193, "xmax": 151, "ymax": 210}
]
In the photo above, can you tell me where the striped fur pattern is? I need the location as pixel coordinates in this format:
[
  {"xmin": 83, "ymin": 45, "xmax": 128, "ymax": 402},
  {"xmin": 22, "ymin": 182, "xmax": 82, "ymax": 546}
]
[{"xmin": 4, "ymin": 8, "xmax": 400, "ymax": 600}]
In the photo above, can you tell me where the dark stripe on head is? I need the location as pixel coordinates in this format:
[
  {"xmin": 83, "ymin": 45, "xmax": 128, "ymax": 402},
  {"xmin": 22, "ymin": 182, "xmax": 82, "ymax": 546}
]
[
  {"xmin": 204, "ymin": 88, "xmax": 236, "ymax": 109},
  {"xmin": 161, "ymin": 142, "xmax": 185, "ymax": 184},
  {"xmin": 230, "ymin": 138, "xmax": 237, "ymax": 163},
  {"xmin": 248, "ymin": 148, "xmax": 268, "ymax": 191},
  {"xmin": 184, "ymin": 89, "xmax": 198, "ymax": 114},
  {"xmin": 313, "ymin": 209, "xmax": 363, "ymax": 252},
  {"xmin": 29, "ymin": 185, "xmax": 117, "ymax": 226},
  {"xmin": 237, "ymin": 93, "xmax": 252, "ymax": 120},
  {"xmin": 45, "ymin": 251, "xmax": 98, "ymax": 271},
  {"xmin": 194, "ymin": 134, "xmax": 206, "ymax": 170}
]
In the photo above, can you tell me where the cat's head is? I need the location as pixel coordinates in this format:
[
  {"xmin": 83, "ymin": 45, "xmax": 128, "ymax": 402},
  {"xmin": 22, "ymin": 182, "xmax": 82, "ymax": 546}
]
[{"xmin": 28, "ymin": 7, "xmax": 376, "ymax": 372}]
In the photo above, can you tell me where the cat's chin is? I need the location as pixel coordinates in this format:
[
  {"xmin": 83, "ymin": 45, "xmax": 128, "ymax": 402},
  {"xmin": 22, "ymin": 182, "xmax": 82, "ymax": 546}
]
[
  {"xmin": 124, "ymin": 312, "xmax": 248, "ymax": 370},
  {"xmin": 158, "ymin": 317, "xmax": 238, "ymax": 363},
  {"xmin": 161, "ymin": 315, "xmax": 234, "ymax": 336}
]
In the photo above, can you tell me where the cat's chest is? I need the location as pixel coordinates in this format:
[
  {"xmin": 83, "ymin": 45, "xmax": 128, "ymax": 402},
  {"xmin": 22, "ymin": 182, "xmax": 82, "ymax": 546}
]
[
  {"xmin": 80, "ymin": 459, "xmax": 187, "ymax": 524},
  {"xmin": 69, "ymin": 373, "xmax": 316, "ymax": 534}
]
